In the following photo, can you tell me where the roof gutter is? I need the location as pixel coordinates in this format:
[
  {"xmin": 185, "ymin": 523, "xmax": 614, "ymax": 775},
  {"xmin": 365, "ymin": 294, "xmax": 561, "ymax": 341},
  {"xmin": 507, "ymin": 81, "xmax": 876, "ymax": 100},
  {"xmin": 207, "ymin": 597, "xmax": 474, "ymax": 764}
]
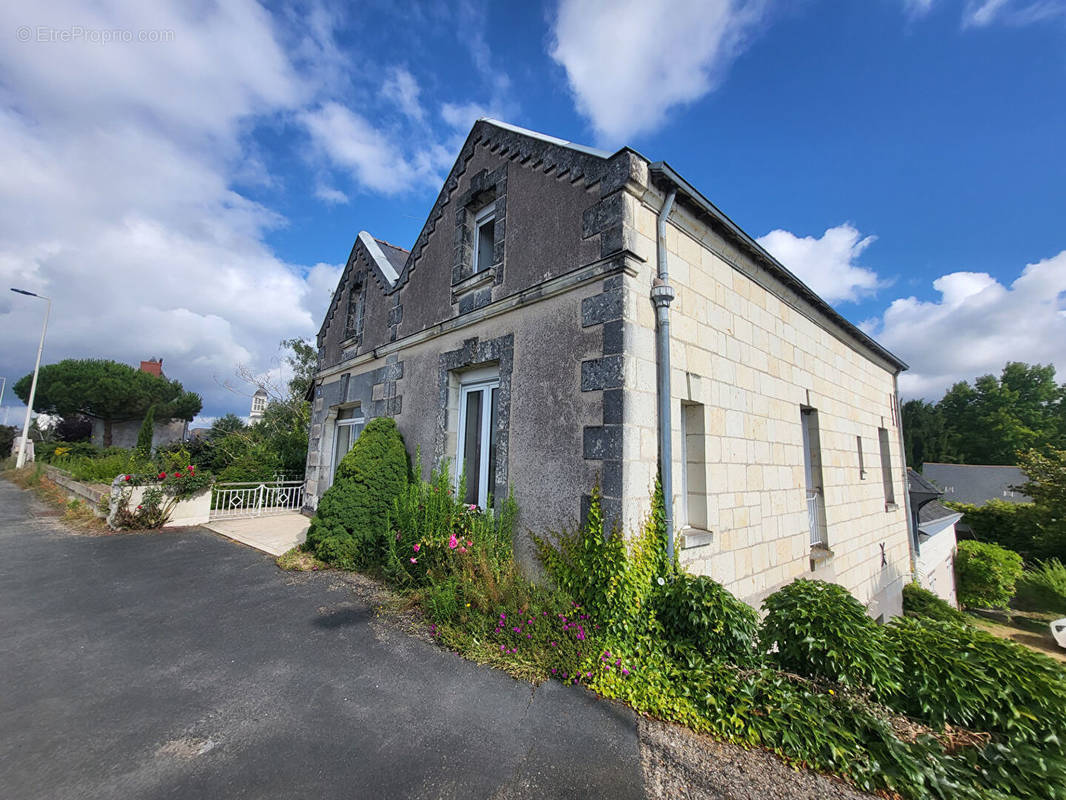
[{"xmin": 652, "ymin": 189, "xmax": 678, "ymax": 570}]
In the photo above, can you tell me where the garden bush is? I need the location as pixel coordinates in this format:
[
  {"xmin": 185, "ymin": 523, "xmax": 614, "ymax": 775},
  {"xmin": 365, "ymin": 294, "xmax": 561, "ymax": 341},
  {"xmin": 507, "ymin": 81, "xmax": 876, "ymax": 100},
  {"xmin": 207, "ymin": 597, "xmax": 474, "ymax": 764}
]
[
  {"xmin": 955, "ymin": 539, "xmax": 1023, "ymax": 610},
  {"xmin": 1014, "ymin": 559, "xmax": 1066, "ymax": 615},
  {"xmin": 760, "ymin": 579, "xmax": 902, "ymax": 694},
  {"xmin": 901, "ymin": 581, "xmax": 969, "ymax": 625},
  {"xmin": 652, "ymin": 573, "xmax": 760, "ymax": 666},
  {"xmin": 886, "ymin": 615, "xmax": 1066, "ymax": 798},
  {"xmin": 533, "ymin": 481, "xmax": 669, "ymax": 638},
  {"xmin": 304, "ymin": 417, "xmax": 410, "ymax": 569}
]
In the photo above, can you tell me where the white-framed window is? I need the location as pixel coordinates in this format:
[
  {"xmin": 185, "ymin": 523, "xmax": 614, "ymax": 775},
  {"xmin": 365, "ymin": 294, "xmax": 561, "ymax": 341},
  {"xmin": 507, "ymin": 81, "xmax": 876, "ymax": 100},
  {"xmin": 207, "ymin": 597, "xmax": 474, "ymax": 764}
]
[
  {"xmin": 252, "ymin": 394, "xmax": 266, "ymax": 413},
  {"xmin": 472, "ymin": 204, "xmax": 496, "ymax": 274},
  {"xmin": 330, "ymin": 405, "xmax": 364, "ymax": 486},
  {"xmin": 455, "ymin": 368, "xmax": 499, "ymax": 508},
  {"xmin": 801, "ymin": 408, "xmax": 828, "ymax": 548}
]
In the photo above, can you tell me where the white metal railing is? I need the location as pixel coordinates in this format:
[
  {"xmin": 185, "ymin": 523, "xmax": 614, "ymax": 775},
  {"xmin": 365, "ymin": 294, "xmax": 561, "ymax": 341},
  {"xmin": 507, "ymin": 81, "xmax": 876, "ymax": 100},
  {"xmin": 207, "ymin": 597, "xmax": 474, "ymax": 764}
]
[
  {"xmin": 807, "ymin": 489, "xmax": 828, "ymax": 547},
  {"xmin": 210, "ymin": 480, "xmax": 305, "ymax": 520}
]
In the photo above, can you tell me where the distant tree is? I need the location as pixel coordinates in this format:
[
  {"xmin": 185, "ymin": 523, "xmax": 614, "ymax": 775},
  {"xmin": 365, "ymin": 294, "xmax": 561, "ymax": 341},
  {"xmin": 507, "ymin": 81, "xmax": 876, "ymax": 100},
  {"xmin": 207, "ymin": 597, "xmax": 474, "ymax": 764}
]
[
  {"xmin": 13, "ymin": 359, "xmax": 202, "ymax": 447},
  {"xmin": 53, "ymin": 414, "xmax": 92, "ymax": 442},
  {"xmin": 136, "ymin": 405, "xmax": 155, "ymax": 456},
  {"xmin": 0, "ymin": 425, "xmax": 16, "ymax": 458},
  {"xmin": 281, "ymin": 337, "xmax": 317, "ymax": 402},
  {"xmin": 902, "ymin": 399, "xmax": 951, "ymax": 467},
  {"xmin": 209, "ymin": 414, "xmax": 247, "ymax": 439},
  {"xmin": 905, "ymin": 362, "xmax": 1065, "ymax": 468}
]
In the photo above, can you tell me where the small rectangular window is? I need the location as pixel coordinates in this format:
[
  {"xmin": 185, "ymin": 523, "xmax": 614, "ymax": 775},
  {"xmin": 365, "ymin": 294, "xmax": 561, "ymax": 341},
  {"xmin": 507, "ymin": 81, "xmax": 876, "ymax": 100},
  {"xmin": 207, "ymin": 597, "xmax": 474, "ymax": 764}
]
[
  {"xmin": 801, "ymin": 408, "xmax": 828, "ymax": 547},
  {"xmin": 857, "ymin": 435, "xmax": 866, "ymax": 479},
  {"xmin": 878, "ymin": 427, "xmax": 895, "ymax": 506},
  {"xmin": 680, "ymin": 402, "xmax": 707, "ymax": 530},
  {"xmin": 473, "ymin": 205, "xmax": 495, "ymax": 274}
]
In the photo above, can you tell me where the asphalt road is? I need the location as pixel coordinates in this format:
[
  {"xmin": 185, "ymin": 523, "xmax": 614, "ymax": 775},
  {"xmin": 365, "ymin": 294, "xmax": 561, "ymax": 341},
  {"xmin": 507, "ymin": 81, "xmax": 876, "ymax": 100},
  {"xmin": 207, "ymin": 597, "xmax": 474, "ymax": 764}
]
[{"xmin": 0, "ymin": 480, "xmax": 643, "ymax": 799}]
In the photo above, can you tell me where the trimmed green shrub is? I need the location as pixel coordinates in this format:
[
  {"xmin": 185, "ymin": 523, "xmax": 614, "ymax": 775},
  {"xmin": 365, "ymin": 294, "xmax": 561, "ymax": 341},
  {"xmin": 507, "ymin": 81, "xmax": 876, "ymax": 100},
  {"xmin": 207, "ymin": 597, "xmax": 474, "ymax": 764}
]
[
  {"xmin": 136, "ymin": 405, "xmax": 155, "ymax": 456},
  {"xmin": 760, "ymin": 579, "xmax": 901, "ymax": 694},
  {"xmin": 902, "ymin": 581, "xmax": 969, "ymax": 625},
  {"xmin": 955, "ymin": 539, "xmax": 1023, "ymax": 610},
  {"xmin": 1014, "ymin": 558, "xmax": 1066, "ymax": 615},
  {"xmin": 653, "ymin": 573, "xmax": 760, "ymax": 666},
  {"xmin": 304, "ymin": 417, "xmax": 410, "ymax": 569}
]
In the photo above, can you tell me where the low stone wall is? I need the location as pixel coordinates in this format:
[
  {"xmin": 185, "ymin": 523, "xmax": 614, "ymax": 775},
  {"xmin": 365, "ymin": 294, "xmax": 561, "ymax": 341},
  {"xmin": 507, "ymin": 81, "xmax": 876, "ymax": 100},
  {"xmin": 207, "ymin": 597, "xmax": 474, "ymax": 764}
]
[
  {"xmin": 42, "ymin": 465, "xmax": 107, "ymax": 511},
  {"xmin": 107, "ymin": 480, "xmax": 211, "ymax": 528}
]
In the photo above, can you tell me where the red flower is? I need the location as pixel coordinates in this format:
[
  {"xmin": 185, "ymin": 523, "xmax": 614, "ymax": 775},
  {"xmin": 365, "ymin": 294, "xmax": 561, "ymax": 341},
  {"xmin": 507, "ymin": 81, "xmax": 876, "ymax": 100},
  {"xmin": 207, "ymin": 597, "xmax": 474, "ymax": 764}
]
[
  {"xmin": 187, "ymin": 465, "xmax": 193, "ymax": 471},
  {"xmin": 157, "ymin": 472, "xmax": 166, "ymax": 480},
  {"xmin": 124, "ymin": 475, "xmax": 131, "ymax": 482},
  {"xmin": 173, "ymin": 472, "xmax": 181, "ymax": 478}
]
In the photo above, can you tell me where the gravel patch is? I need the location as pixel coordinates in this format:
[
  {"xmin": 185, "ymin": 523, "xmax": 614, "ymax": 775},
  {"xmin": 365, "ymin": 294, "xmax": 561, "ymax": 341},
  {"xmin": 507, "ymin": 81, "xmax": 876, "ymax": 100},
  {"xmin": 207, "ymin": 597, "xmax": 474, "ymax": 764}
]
[{"xmin": 638, "ymin": 716, "xmax": 875, "ymax": 800}]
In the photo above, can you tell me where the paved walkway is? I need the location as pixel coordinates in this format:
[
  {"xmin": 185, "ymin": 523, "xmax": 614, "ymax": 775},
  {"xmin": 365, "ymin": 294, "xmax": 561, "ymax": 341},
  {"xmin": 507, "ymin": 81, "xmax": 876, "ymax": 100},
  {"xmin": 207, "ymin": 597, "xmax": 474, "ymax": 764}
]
[
  {"xmin": 0, "ymin": 480, "xmax": 643, "ymax": 800},
  {"xmin": 202, "ymin": 512, "xmax": 309, "ymax": 556}
]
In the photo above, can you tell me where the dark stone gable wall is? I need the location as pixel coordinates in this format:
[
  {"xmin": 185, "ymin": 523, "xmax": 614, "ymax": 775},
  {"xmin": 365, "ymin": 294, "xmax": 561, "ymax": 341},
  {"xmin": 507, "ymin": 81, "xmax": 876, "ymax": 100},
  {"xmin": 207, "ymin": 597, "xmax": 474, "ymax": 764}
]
[{"xmin": 307, "ymin": 122, "xmax": 645, "ymax": 539}]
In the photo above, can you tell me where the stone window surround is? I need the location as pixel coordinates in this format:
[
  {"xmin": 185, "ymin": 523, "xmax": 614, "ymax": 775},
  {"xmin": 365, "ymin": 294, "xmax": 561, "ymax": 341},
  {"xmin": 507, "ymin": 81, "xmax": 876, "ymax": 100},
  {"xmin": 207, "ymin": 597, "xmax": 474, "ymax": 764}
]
[
  {"xmin": 343, "ymin": 270, "xmax": 368, "ymax": 343},
  {"xmin": 452, "ymin": 165, "xmax": 508, "ymax": 295},
  {"xmin": 436, "ymin": 334, "xmax": 513, "ymax": 508}
]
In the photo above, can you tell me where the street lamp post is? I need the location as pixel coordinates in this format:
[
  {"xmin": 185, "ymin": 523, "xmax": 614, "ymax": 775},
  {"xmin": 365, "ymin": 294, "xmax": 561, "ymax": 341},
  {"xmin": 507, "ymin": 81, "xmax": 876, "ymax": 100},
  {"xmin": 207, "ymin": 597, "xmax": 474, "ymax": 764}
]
[{"xmin": 11, "ymin": 288, "xmax": 52, "ymax": 469}]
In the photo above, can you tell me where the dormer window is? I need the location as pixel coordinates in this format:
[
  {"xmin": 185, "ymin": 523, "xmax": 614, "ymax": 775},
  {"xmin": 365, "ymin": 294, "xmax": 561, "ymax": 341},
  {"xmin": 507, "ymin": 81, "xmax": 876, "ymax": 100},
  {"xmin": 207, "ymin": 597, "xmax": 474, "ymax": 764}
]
[{"xmin": 473, "ymin": 204, "xmax": 495, "ymax": 274}]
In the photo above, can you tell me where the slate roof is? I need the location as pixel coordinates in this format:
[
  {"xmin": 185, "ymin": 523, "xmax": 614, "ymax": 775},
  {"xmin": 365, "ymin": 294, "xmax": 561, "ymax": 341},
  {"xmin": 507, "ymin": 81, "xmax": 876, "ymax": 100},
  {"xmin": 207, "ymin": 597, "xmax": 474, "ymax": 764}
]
[
  {"xmin": 921, "ymin": 463, "xmax": 1030, "ymax": 506},
  {"xmin": 376, "ymin": 239, "xmax": 409, "ymax": 275},
  {"xmin": 919, "ymin": 499, "xmax": 958, "ymax": 524}
]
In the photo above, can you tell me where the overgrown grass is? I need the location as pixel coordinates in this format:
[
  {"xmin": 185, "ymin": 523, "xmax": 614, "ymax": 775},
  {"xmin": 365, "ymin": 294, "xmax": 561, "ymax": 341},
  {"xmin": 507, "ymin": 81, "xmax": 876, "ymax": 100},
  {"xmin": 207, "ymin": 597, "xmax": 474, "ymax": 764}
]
[
  {"xmin": 2, "ymin": 464, "xmax": 106, "ymax": 531},
  {"xmin": 276, "ymin": 546, "xmax": 328, "ymax": 571}
]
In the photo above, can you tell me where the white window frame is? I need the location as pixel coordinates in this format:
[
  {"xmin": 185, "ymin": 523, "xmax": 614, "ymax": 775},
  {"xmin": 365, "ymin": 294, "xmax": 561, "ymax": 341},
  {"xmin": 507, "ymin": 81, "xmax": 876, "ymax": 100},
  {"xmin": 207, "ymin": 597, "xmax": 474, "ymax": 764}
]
[
  {"xmin": 472, "ymin": 203, "xmax": 496, "ymax": 274},
  {"xmin": 455, "ymin": 368, "xmax": 499, "ymax": 508},
  {"xmin": 330, "ymin": 405, "xmax": 364, "ymax": 486}
]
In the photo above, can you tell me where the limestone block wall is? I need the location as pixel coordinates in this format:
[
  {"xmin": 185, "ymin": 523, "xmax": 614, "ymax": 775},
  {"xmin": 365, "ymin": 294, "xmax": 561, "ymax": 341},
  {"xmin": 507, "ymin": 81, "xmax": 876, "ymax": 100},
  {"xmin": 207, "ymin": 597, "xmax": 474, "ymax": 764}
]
[{"xmin": 621, "ymin": 189, "xmax": 911, "ymax": 619}]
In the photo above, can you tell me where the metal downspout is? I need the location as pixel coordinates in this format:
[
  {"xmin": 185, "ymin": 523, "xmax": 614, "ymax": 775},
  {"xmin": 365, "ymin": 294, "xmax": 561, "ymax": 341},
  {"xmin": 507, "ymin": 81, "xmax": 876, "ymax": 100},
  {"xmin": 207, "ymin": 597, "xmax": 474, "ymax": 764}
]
[{"xmin": 652, "ymin": 189, "xmax": 678, "ymax": 568}]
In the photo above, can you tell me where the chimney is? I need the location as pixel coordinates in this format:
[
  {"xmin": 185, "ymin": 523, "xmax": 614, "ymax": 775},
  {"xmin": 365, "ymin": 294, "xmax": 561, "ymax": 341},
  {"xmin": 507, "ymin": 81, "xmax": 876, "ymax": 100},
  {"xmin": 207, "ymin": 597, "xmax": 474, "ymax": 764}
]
[{"xmin": 139, "ymin": 358, "xmax": 162, "ymax": 377}]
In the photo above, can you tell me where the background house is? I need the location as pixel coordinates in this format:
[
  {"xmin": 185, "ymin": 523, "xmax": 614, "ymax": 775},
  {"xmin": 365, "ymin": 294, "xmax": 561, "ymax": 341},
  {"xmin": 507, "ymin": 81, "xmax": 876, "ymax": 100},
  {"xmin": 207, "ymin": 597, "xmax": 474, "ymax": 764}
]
[
  {"xmin": 908, "ymin": 468, "xmax": 961, "ymax": 606},
  {"xmin": 921, "ymin": 462, "xmax": 1030, "ymax": 505},
  {"xmin": 87, "ymin": 359, "xmax": 187, "ymax": 448},
  {"xmin": 306, "ymin": 119, "xmax": 912, "ymax": 618}
]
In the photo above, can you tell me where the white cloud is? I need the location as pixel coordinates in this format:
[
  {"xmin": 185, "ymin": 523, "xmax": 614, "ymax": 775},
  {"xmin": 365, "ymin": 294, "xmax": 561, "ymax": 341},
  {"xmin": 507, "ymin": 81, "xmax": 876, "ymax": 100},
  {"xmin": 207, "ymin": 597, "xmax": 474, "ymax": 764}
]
[
  {"xmin": 902, "ymin": 0, "xmax": 937, "ymax": 17},
  {"xmin": 381, "ymin": 66, "xmax": 425, "ymax": 121},
  {"xmin": 549, "ymin": 0, "xmax": 769, "ymax": 143},
  {"xmin": 756, "ymin": 224, "xmax": 884, "ymax": 304},
  {"xmin": 0, "ymin": 0, "xmax": 344, "ymax": 418},
  {"xmin": 314, "ymin": 184, "xmax": 349, "ymax": 205},
  {"xmin": 866, "ymin": 251, "xmax": 1066, "ymax": 399},
  {"xmin": 300, "ymin": 102, "xmax": 448, "ymax": 195}
]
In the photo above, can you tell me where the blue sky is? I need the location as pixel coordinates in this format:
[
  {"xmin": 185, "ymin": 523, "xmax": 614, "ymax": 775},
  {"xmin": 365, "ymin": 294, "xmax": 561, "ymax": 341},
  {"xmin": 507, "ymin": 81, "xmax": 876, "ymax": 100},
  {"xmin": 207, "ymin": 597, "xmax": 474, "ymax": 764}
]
[{"xmin": 1, "ymin": 0, "xmax": 1064, "ymax": 425}]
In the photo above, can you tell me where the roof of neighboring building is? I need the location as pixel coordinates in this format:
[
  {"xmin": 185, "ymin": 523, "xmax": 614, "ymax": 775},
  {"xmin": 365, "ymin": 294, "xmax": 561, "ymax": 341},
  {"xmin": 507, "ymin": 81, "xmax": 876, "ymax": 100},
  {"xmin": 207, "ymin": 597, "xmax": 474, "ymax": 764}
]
[
  {"xmin": 377, "ymin": 239, "xmax": 409, "ymax": 274},
  {"xmin": 919, "ymin": 499, "xmax": 958, "ymax": 524},
  {"xmin": 921, "ymin": 462, "xmax": 1031, "ymax": 506}
]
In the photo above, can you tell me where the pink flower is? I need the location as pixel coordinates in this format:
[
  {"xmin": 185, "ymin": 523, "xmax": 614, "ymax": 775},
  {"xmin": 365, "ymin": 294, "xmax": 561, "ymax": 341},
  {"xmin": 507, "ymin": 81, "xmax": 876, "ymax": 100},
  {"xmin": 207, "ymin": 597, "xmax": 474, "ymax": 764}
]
[
  {"xmin": 466, "ymin": 540, "xmax": 472, "ymax": 547},
  {"xmin": 187, "ymin": 465, "xmax": 194, "ymax": 471},
  {"xmin": 412, "ymin": 543, "xmax": 420, "ymax": 552},
  {"xmin": 459, "ymin": 546, "xmax": 467, "ymax": 554},
  {"xmin": 410, "ymin": 557, "xmax": 417, "ymax": 564},
  {"xmin": 448, "ymin": 534, "xmax": 458, "ymax": 549}
]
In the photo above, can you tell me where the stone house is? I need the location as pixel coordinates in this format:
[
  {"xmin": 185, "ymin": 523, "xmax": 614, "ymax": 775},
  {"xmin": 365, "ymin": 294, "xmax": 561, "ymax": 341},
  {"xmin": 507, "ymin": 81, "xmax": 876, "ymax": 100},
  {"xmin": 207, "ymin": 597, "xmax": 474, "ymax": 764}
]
[{"xmin": 306, "ymin": 119, "xmax": 913, "ymax": 618}]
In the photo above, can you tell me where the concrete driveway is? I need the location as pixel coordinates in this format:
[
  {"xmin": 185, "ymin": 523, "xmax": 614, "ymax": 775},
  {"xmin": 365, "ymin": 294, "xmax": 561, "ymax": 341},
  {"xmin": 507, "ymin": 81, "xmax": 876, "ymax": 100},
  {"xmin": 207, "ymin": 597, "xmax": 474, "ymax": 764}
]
[{"xmin": 0, "ymin": 481, "xmax": 643, "ymax": 799}]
